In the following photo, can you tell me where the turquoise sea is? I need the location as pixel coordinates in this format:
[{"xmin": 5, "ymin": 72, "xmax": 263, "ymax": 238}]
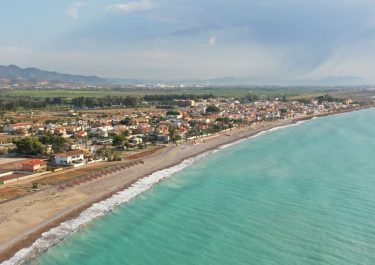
[{"xmin": 25, "ymin": 109, "xmax": 375, "ymax": 264}]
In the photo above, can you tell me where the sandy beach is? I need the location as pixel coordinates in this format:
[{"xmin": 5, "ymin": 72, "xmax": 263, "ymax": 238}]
[{"xmin": 0, "ymin": 108, "xmax": 369, "ymax": 263}]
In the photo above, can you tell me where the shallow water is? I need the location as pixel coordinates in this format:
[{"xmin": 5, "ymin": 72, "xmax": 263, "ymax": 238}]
[{"xmin": 26, "ymin": 109, "xmax": 375, "ymax": 265}]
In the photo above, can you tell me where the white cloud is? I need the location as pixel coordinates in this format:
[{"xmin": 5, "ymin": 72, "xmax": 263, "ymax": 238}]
[
  {"xmin": 106, "ymin": 0, "xmax": 154, "ymax": 13},
  {"xmin": 66, "ymin": 2, "xmax": 85, "ymax": 19},
  {"xmin": 305, "ymin": 39, "xmax": 375, "ymax": 80},
  {"xmin": 208, "ymin": 36, "xmax": 217, "ymax": 46}
]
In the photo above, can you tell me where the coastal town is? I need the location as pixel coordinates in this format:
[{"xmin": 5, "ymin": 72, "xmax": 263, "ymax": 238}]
[
  {"xmin": 0, "ymin": 91, "xmax": 372, "ymax": 263},
  {"xmin": 2, "ymin": 1, "xmax": 375, "ymax": 263},
  {"xmin": 0, "ymin": 94, "xmax": 363, "ymax": 191}
]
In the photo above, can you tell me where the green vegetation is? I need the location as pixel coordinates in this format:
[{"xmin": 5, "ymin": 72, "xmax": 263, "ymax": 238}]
[
  {"xmin": 316, "ymin": 94, "xmax": 342, "ymax": 104},
  {"xmin": 12, "ymin": 135, "xmax": 66, "ymax": 155},
  {"xmin": 166, "ymin": 110, "xmax": 181, "ymax": 116},
  {"xmin": 39, "ymin": 134, "xmax": 66, "ymax": 153},
  {"xmin": 32, "ymin": 182, "xmax": 39, "ymax": 189},
  {"xmin": 0, "ymin": 98, "xmax": 48, "ymax": 110},
  {"xmin": 2, "ymin": 87, "xmax": 325, "ymax": 99},
  {"xmin": 0, "ymin": 96, "xmax": 140, "ymax": 111},
  {"xmin": 112, "ymin": 134, "xmax": 126, "ymax": 146},
  {"xmin": 71, "ymin": 96, "xmax": 138, "ymax": 108},
  {"xmin": 144, "ymin": 93, "xmax": 215, "ymax": 101},
  {"xmin": 169, "ymin": 128, "xmax": 182, "ymax": 143},
  {"xmin": 119, "ymin": 117, "xmax": 133, "ymax": 126},
  {"xmin": 0, "ymin": 87, "xmax": 328, "ymax": 112},
  {"xmin": 279, "ymin": 108, "xmax": 288, "ymax": 115},
  {"xmin": 206, "ymin": 105, "xmax": 220, "ymax": 114},
  {"xmin": 13, "ymin": 137, "xmax": 44, "ymax": 155}
]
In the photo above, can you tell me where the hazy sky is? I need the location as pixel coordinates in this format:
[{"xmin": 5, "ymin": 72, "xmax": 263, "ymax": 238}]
[{"xmin": 1, "ymin": 0, "xmax": 375, "ymax": 80}]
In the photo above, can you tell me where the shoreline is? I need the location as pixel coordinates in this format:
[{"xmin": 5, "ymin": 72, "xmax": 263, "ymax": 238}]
[{"xmin": 0, "ymin": 107, "xmax": 371, "ymax": 264}]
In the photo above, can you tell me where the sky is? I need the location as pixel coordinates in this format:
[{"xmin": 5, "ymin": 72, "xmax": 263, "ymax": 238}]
[{"xmin": 1, "ymin": 0, "xmax": 375, "ymax": 81}]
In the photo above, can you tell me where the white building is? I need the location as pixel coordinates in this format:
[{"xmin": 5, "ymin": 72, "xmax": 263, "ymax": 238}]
[
  {"xmin": 3, "ymin": 123, "xmax": 32, "ymax": 133},
  {"xmin": 54, "ymin": 150, "xmax": 85, "ymax": 165}
]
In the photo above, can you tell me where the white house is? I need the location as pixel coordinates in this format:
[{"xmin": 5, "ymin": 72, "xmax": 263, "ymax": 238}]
[
  {"xmin": 3, "ymin": 123, "xmax": 32, "ymax": 133},
  {"xmin": 128, "ymin": 135, "xmax": 143, "ymax": 145},
  {"xmin": 54, "ymin": 150, "xmax": 85, "ymax": 165},
  {"xmin": 90, "ymin": 126, "xmax": 113, "ymax": 138}
]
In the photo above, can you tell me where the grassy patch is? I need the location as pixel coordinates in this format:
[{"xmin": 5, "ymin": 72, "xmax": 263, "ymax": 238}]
[{"xmin": 3, "ymin": 87, "xmax": 321, "ymax": 99}]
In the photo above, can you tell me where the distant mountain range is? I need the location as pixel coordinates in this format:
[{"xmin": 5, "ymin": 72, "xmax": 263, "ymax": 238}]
[
  {"xmin": 0, "ymin": 64, "xmax": 373, "ymax": 87},
  {"xmin": 0, "ymin": 65, "xmax": 108, "ymax": 85}
]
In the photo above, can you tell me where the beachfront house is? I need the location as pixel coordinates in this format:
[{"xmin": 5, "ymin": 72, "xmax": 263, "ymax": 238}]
[
  {"xmin": 21, "ymin": 159, "xmax": 47, "ymax": 173},
  {"xmin": 54, "ymin": 150, "xmax": 85, "ymax": 166}
]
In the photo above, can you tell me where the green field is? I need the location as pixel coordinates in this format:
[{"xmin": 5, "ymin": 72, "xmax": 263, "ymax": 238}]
[{"xmin": 2, "ymin": 87, "xmax": 326, "ymax": 99}]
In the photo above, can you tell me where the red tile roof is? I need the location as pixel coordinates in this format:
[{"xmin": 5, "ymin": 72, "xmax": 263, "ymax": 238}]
[
  {"xmin": 22, "ymin": 159, "xmax": 46, "ymax": 166},
  {"xmin": 12, "ymin": 123, "xmax": 33, "ymax": 127}
]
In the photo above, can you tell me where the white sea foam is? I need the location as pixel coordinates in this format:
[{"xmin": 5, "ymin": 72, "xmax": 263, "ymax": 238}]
[
  {"xmin": 217, "ymin": 138, "xmax": 246, "ymax": 150},
  {"xmin": 247, "ymin": 122, "xmax": 301, "ymax": 138},
  {"xmin": 1, "ymin": 120, "xmax": 307, "ymax": 265},
  {"xmin": 266, "ymin": 122, "xmax": 300, "ymax": 132}
]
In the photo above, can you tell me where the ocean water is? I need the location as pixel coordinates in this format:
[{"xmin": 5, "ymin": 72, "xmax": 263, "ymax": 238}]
[{"xmin": 22, "ymin": 109, "xmax": 375, "ymax": 264}]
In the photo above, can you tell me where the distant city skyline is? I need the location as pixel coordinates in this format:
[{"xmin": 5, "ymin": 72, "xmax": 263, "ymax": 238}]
[{"xmin": 1, "ymin": 0, "xmax": 375, "ymax": 81}]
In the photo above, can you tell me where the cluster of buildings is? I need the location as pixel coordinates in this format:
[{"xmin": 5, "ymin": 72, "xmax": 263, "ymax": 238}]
[{"xmin": 0, "ymin": 97, "xmax": 356, "ymax": 167}]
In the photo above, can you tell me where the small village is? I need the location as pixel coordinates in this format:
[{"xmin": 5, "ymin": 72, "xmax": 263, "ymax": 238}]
[{"xmin": 0, "ymin": 95, "xmax": 359, "ymax": 190}]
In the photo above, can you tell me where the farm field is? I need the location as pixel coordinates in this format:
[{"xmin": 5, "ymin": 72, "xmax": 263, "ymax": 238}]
[{"xmin": 2, "ymin": 87, "xmax": 326, "ymax": 99}]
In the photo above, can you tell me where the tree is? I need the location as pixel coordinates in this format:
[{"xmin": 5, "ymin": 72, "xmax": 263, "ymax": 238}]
[
  {"xmin": 243, "ymin": 93, "xmax": 258, "ymax": 102},
  {"xmin": 52, "ymin": 98, "xmax": 63, "ymax": 105},
  {"xmin": 13, "ymin": 137, "xmax": 45, "ymax": 155},
  {"xmin": 119, "ymin": 117, "xmax": 132, "ymax": 126},
  {"xmin": 279, "ymin": 108, "xmax": 288, "ymax": 115},
  {"xmin": 166, "ymin": 110, "xmax": 180, "ymax": 116},
  {"xmin": 169, "ymin": 128, "xmax": 182, "ymax": 143},
  {"xmin": 112, "ymin": 134, "xmax": 126, "ymax": 146},
  {"xmin": 39, "ymin": 134, "xmax": 66, "ymax": 153},
  {"xmin": 205, "ymin": 105, "xmax": 220, "ymax": 114},
  {"xmin": 97, "ymin": 147, "xmax": 114, "ymax": 160},
  {"xmin": 173, "ymin": 134, "xmax": 182, "ymax": 143},
  {"xmin": 32, "ymin": 182, "xmax": 39, "ymax": 189},
  {"xmin": 212, "ymin": 124, "xmax": 222, "ymax": 132},
  {"xmin": 316, "ymin": 94, "xmax": 336, "ymax": 104}
]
